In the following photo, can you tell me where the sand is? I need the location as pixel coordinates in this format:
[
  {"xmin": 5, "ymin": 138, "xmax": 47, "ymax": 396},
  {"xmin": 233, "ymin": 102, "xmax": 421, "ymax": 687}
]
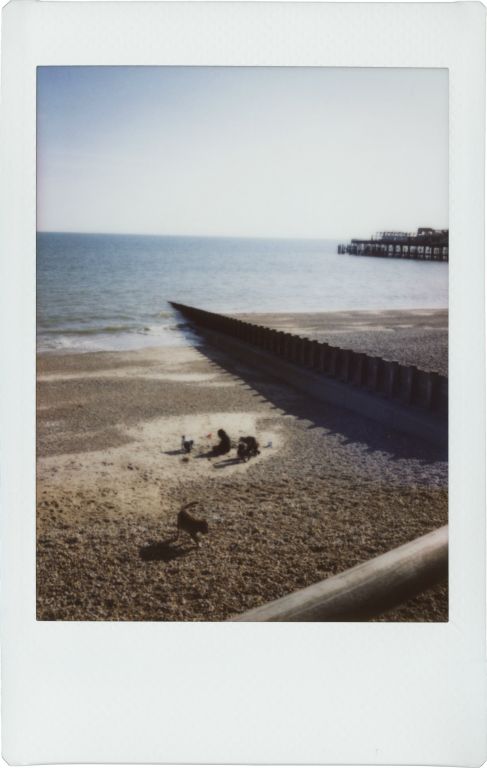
[{"xmin": 37, "ymin": 312, "xmax": 448, "ymax": 622}]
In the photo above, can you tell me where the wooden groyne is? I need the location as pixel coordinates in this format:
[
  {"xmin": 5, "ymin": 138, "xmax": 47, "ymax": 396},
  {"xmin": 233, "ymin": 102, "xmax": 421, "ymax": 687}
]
[
  {"xmin": 230, "ymin": 525, "xmax": 448, "ymax": 621},
  {"xmin": 338, "ymin": 228, "xmax": 448, "ymax": 261},
  {"xmin": 171, "ymin": 302, "xmax": 448, "ymax": 426}
]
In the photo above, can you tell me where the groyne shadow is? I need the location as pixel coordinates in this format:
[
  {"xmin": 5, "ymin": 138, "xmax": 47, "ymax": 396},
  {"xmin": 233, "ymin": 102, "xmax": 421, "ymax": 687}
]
[{"xmin": 196, "ymin": 337, "xmax": 448, "ymax": 465}]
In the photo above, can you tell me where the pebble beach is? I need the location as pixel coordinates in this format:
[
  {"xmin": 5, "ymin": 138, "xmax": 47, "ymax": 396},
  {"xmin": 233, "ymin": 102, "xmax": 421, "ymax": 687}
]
[{"xmin": 36, "ymin": 310, "xmax": 448, "ymax": 622}]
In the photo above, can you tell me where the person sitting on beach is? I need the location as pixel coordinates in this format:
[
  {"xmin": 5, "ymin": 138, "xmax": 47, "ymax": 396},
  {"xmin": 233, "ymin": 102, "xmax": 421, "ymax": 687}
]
[{"xmin": 212, "ymin": 428, "xmax": 231, "ymax": 456}]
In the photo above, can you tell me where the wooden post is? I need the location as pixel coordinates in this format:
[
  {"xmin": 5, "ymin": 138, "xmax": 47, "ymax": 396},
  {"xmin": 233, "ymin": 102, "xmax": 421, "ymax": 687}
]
[
  {"xmin": 339, "ymin": 349, "xmax": 351, "ymax": 382},
  {"xmin": 438, "ymin": 377, "xmax": 448, "ymax": 416},
  {"xmin": 384, "ymin": 361, "xmax": 399, "ymax": 398},
  {"xmin": 274, "ymin": 331, "xmax": 283, "ymax": 356},
  {"xmin": 311, "ymin": 340, "xmax": 321, "ymax": 370},
  {"xmin": 352, "ymin": 352, "xmax": 366, "ymax": 386},
  {"xmin": 305, "ymin": 339, "xmax": 314, "ymax": 367},
  {"xmin": 290, "ymin": 335, "xmax": 299, "ymax": 363},
  {"xmin": 425, "ymin": 372, "xmax": 439, "ymax": 410},
  {"xmin": 413, "ymin": 370, "xmax": 429, "ymax": 408},
  {"xmin": 265, "ymin": 328, "xmax": 273, "ymax": 353},
  {"xmin": 346, "ymin": 351, "xmax": 357, "ymax": 383},
  {"xmin": 376, "ymin": 357, "xmax": 386, "ymax": 393},
  {"xmin": 255, "ymin": 326, "xmax": 264, "ymax": 349},
  {"xmin": 270, "ymin": 329, "xmax": 279, "ymax": 355},
  {"xmin": 264, "ymin": 328, "xmax": 272, "ymax": 351},
  {"xmin": 366, "ymin": 356, "xmax": 379, "ymax": 390},
  {"xmin": 400, "ymin": 365, "xmax": 417, "ymax": 404},
  {"xmin": 283, "ymin": 333, "xmax": 293, "ymax": 361},
  {"xmin": 318, "ymin": 343, "xmax": 329, "ymax": 373},
  {"xmin": 328, "ymin": 347, "xmax": 339, "ymax": 377},
  {"xmin": 230, "ymin": 526, "xmax": 448, "ymax": 622}
]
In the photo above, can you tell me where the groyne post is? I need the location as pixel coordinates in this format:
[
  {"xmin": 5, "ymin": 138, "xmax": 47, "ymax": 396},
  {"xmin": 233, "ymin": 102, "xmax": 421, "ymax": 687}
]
[
  {"xmin": 328, "ymin": 347, "xmax": 339, "ymax": 377},
  {"xmin": 318, "ymin": 342, "xmax": 329, "ymax": 373},
  {"xmin": 366, "ymin": 356, "xmax": 379, "ymax": 391},
  {"xmin": 352, "ymin": 352, "xmax": 366, "ymax": 386},
  {"xmin": 311, "ymin": 340, "xmax": 321, "ymax": 371},
  {"xmin": 338, "ymin": 349, "xmax": 351, "ymax": 382},
  {"xmin": 400, "ymin": 365, "xmax": 417, "ymax": 405},
  {"xmin": 384, "ymin": 360, "xmax": 399, "ymax": 397},
  {"xmin": 304, "ymin": 339, "xmax": 314, "ymax": 368}
]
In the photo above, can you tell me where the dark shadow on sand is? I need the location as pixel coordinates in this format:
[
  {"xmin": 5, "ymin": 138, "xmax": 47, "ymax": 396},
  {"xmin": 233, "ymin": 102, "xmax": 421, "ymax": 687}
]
[
  {"xmin": 195, "ymin": 449, "xmax": 233, "ymax": 460},
  {"xmin": 213, "ymin": 457, "xmax": 244, "ymax": 469},
  {"xmin": 194, "ymin": 450, "xmax": 215, "ymax": 460},
  {"xmin": 188, "ymin": 332, "xmax": 448, "ymax": 465},
  {"xmin": 139, "ymin": 539, "xmax": 194, "ymax": 562}
]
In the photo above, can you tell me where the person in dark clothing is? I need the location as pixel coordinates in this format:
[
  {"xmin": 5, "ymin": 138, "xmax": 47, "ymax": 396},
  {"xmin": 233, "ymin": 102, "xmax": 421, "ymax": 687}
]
[{"xmin": 212, "ymin": 428, "xmax": 231, "ymax": 456}]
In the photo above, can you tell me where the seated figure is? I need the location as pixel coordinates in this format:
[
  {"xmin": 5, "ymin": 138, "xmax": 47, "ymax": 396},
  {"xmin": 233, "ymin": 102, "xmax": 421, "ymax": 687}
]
[{"xmin": 212, "ymin": 428, "xmax": 231, "ymax": 456}]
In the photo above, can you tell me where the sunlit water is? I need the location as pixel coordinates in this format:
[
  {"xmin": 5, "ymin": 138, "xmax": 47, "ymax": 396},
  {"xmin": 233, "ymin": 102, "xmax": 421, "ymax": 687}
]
[{"xmin": 37, "ymin": 232, "xmax": 448, "ymax": 353}]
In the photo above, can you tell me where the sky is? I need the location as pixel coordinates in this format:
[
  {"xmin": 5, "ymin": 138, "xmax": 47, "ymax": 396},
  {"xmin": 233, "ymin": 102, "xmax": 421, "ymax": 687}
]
[{"xmin": 37, "ymin": 66, "xmax": 448, "ymax": 239}]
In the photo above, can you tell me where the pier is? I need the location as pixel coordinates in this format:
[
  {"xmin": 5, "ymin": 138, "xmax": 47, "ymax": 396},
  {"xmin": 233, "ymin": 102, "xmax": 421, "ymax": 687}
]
[{"xmin": 338, "ymin": 227, "xmax": 448, "ymax": 261}]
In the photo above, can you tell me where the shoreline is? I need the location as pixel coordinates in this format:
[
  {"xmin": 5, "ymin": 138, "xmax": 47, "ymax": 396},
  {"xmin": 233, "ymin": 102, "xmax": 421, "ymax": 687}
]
[
  {"xmin": 38, "ymin": 307, "xmax": 448, "ymax": 376},
  {"xmin": 37, "ymin": 328, "xmax": 448, "ymax": 622}
]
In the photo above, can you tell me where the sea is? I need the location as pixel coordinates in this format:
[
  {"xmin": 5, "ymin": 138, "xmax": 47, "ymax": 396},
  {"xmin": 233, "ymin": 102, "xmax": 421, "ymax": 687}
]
[{"xmin": 37, "ymin": 232, "xmax": 448, "ymax": 354}]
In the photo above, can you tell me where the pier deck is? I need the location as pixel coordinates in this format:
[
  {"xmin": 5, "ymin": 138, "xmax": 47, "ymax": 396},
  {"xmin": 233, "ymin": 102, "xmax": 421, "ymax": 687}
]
[{"xmin": 338, "ymin": 228, "xmax": 448, "ymax": 261}]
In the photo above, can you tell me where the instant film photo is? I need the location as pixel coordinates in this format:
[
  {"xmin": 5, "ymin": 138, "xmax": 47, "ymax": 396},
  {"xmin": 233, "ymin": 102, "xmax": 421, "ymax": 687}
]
[{"xmin": 0, "ymin": 0, "xmax": 485, "ymax": 764}]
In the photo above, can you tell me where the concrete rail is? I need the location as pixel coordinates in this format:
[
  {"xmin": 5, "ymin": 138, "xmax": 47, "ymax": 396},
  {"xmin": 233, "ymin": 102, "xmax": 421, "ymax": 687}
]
[{"xmin": 230, "ymin": 525, "xmax": 448, "ymax": 622}]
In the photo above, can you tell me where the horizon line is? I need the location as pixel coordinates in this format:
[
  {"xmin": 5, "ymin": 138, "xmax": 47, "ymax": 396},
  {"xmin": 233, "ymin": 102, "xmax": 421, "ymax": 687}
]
[
  {"xmin": 36, "ymin": 230, "xmax": 344, "ymax": 241},
  {"xmin": 36, "ymin": 227, "xmax": 448, "ymax": 241}
]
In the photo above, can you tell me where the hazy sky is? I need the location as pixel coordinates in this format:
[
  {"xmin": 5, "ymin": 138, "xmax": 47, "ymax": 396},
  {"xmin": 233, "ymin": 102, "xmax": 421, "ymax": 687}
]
[{"xmin": 37, "ymin": 66, "xmax": 448, "ymax": 239}]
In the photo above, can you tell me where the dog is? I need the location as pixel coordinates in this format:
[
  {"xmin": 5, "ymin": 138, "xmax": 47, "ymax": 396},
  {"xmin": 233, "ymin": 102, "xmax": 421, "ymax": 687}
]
[
  {"xmin": 237, "ymin": 435, "xmax": 260, "ymax": 462},
  {"xmin": 181, "ymin": 435, "xmax": 194, "ymax": 454},
  {"xmin": 176, "ymin": 502, "xmax": 209, "ymax": 546}
]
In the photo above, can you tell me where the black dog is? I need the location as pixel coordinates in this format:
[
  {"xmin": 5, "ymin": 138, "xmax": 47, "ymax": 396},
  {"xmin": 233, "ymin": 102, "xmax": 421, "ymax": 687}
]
[
  {"xmin": 237, "ymin": 436, "xmax": 260, "ymax": 462},
  {"xmin": 176, "ymin": 503, "xmax": 209, "ymax": 546}
]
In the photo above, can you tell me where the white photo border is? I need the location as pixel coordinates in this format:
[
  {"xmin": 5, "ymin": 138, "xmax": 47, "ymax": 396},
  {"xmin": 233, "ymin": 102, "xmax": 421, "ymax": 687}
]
[{"xmin": 0, "ymin": 1, "xmax": 485, "ymax": 764}]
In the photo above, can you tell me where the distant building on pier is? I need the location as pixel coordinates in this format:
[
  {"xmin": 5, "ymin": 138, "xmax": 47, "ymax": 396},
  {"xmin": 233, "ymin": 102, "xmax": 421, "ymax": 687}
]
[{"xmin": 338, "ymin": 228, "xmax": 448, "ymax": 261}]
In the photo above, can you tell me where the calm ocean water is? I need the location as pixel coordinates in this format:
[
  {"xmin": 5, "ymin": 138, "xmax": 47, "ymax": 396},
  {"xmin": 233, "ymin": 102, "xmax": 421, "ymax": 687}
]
[{"xmin": 37, "ymin": 232, "xmax": 448, "ymax": 353}]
